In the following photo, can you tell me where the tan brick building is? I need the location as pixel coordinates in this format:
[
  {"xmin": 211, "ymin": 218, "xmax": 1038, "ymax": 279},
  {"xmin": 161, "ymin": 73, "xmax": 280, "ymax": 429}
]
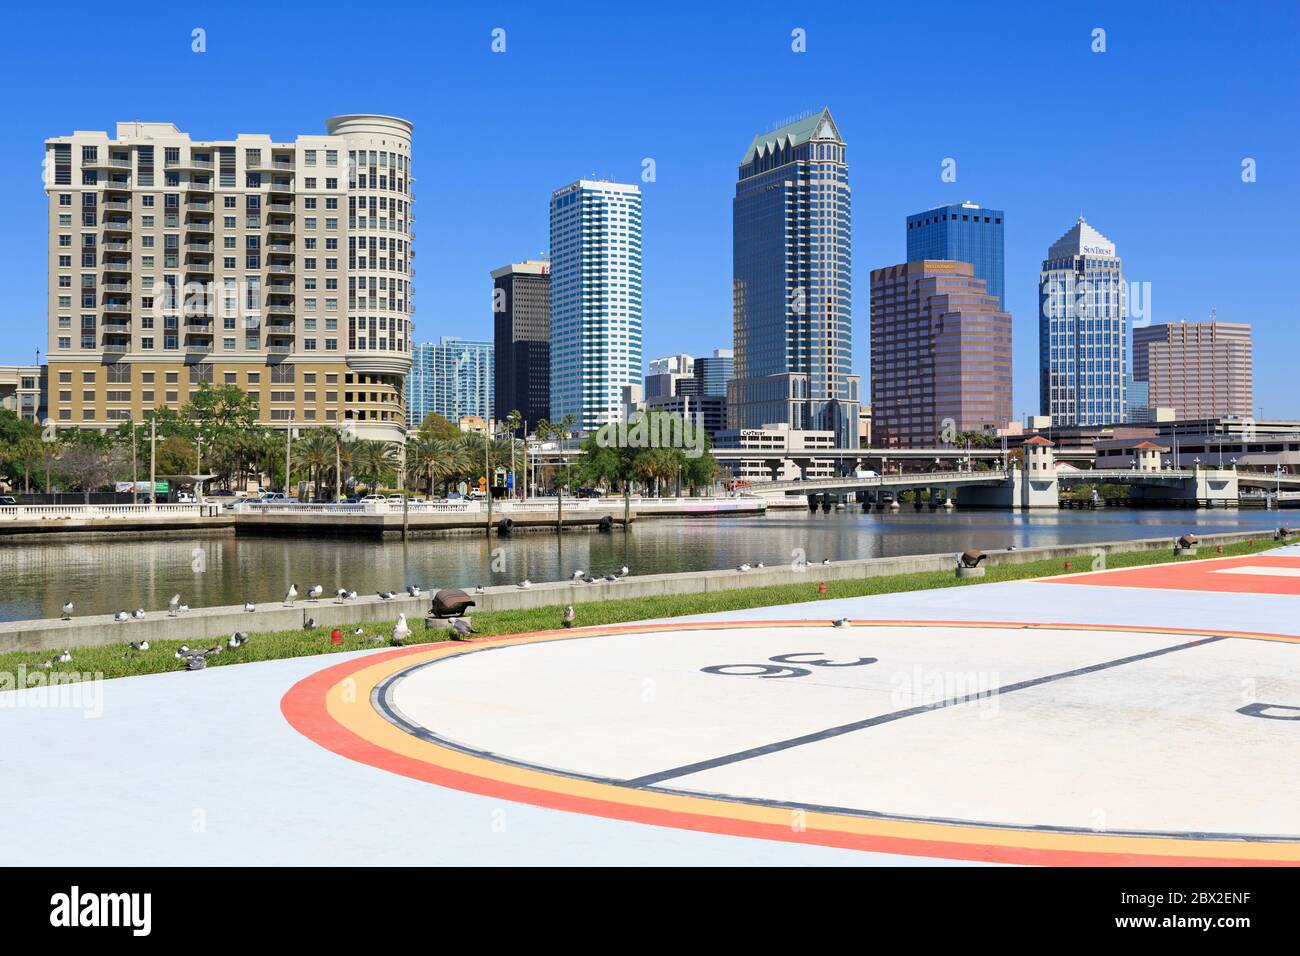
[
  {"xmin": 43, "ymin": 115, "xmax": 414, "ymax": 441},
  {"xmin": 1132, "ymin": 321, "xmax": 1252, "ymax": 420}
]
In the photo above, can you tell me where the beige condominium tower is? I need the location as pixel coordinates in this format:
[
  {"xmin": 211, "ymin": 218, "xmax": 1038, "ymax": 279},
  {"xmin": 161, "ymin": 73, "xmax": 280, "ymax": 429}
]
[{"xmin": 43, "ymin": 114, "xmax": 414, "ymax": 442}]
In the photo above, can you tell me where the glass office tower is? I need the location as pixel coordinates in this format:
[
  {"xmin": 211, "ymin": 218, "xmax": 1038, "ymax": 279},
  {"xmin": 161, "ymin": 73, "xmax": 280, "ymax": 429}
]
[
  {"xmin": 906, "ymin": 201, "xmax": 1005, "ymax": 309},
  {"xmin": 548, "ymin": 179, "xmax": 643, "ymax": 434},
  {"xmin": 1038, "ymin": 217, "xmax": 1126, "ymax": 425},
  {"xmin": 729, "ymin": 108, "xmax": 860, "ymax": 447},
  {"xmin": 407, "ymin": 336, "xmax": 494, "ymax": 426}
]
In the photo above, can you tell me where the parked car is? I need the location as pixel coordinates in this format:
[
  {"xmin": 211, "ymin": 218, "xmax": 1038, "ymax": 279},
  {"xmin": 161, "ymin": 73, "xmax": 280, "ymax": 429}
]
[
  {"xmin": 360, "ymin": 494, "xmax": 386, "ymax": 504},
  {"xmin": 0, "ymin": 496, "xmax": 16, "ymax": 506},
  {"xmin": 177, "ymin": 492, "xmax": 196, "ymax": 503}
]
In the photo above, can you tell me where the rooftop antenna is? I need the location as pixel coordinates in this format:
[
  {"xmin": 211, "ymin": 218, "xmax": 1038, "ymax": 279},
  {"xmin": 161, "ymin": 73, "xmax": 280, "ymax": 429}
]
[{"xmin": 1209, "ymin": 307, "xmax": 1217, "ymax": 321}]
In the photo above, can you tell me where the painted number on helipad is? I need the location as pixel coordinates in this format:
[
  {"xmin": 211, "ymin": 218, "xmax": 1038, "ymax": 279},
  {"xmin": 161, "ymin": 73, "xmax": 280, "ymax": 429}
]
[{"xmin": 701, "ymin": 651, "xmax": 878, "ymax": 679}]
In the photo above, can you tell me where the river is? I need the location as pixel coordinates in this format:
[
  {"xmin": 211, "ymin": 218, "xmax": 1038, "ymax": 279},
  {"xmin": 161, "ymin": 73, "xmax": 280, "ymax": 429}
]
[{"xmin": 0, "ymin": 506, "xmax": 1288, "ymax": 622}]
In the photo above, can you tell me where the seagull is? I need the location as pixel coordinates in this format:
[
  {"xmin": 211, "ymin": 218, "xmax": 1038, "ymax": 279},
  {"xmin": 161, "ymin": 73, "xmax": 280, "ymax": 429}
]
[
  {"xmin": 38, "ymin": 659, "xmax": 52, "ymax": 669},
  {"xmin": 351, "ymin": 627, "xmax": 364, "ymax": 636},
  {"xmin": 392, "ymin": 613, "xmax": 412, "ymax": 644},
  {"xmin": 56, "ymin": 650, "xmax": 72, "ymax": 663},
  {"xmin": 346, "ymin": 590, "xmax": 357, "ymax": 601},
  {"xmin": 335, "ymin": 588, "xmax": 348, "ymax": 603},
  {"xmin": 738, "ymin": 563, "xmax": 751, "ymax": 572},
  {"xmin": 207, "ymin": 643, "xmax": 223, "ymax": 656},
  {"xmin": 756, "ymin": 562, "xmax": 765, "ymax": 569},
  {"xmin": 832, "ymin": 618, "xmax": 852, "ymax": 628},
  {"xmin": 603, "ymin": 574, "xmax": 618, "ymax": 583},
  {"xmin": 450, "ymin": 617, "xmax": 477, "ymax": 639},
  {"xmin": 121, "ymin": 652, "xmax": 136, "ymax": 661},
  {"xmin": 132, "ymin": 608, "xmax": 146, "ymax": 620},
  {"xmin": 305, "ymin": 617, "xmax": 317, "ymax": 629},
  {"xmin": 1008, "ymin": 545, "xmax": 1017, "ymax": 552},
  {"xmin": 406, "ymin": 585, "xmax": 421, "ymax": 597},
  {"xmin": 114, "ymin": 611, "xmax": 129, "ymax": 623},
  {"xmin": 184, "ymin": 654, "xmax": 208, "ymax": 671},
  {"xmin": 178, "ymin": 603, "xmax": 190, "ymax": 613},
  {"xmin": 582, "ymin": 575, "xmax": 596, "ymax": 584},
  {"xmin": 821, "ymin": 558, "xmax": 831, "ymax": 566},
  {"xmin": 517, "ymin": 579, "xmax": 532, "ymax": 589},
  {"xmin": 572, "ymin": 569, "xmax": 585, "ymax": 581},
  {"xmin": 308, "ymin": 585, "xmax": 324, "ymax": 602},
  {"xmin": 474, "ymin": 585, "xmax": 485, "ymax": 595},
  {"xmin": 284, "ymin": 584, "xmax": 298, "ymax": 606},
  {"xmin": 378, "ymin": 591, "xmax": 396, "ymax": 601},
  {"xmin": 129, "ymin": 640, "xmax": 149, "ymax": 651},
  {"xmin": 168, "ymin": 594, "xmax": 181, "ymax": 616},
  {"xmin": 244, "ymin": 601, "xmax": 256, "ymax": 612},
  {"xmin": 618, "ymin": 566, "xmax": 628, "ymax": 577},
  {"xmin": 227, "ymin": 632, "xmax": 248, "ymax": 649},
  {"xmin": 366, "ymin": 634, "xmax": 385, "ymax": 645},
  {"xmin": 174, "ymin": 645, "xmax": 192, "ymax": 659},
  {"xmin": 61, "ymin": 601, "xmax": 73, "ymax": 620},
  {"xmin": 563, "ymin": 605, "xmax": 575, "ymax": 629}
]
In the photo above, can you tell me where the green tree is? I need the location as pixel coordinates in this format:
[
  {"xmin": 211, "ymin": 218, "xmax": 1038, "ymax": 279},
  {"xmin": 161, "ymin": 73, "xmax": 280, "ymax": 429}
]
[
  {"xmin": 416, "ymin": 412, "xmax": 461, "ymax": 441},
  {"xmin": 351, "ymin": 439, "xmax": 396, "ymax": 492}
]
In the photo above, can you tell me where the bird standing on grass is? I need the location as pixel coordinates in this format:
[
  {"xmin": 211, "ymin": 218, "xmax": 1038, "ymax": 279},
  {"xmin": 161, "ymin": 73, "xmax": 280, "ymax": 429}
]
[
  {"xmin": 305, "ymin": 617, "xmax": 317, "ymax": 629},
  {"xmin": 228, "ymin": 632, "xmax": 248, "ymax": 649},
  {"xmin": 450, "ymin": 618, "xmax": 477, "ymax": 639},
  {"xmin": 392, "ymin": 613, "xmax": 412, "ymax": 645},
  {"xmin": 129, "ymin": 641, "xmax": 149, "ymax": 652},
  {"xmin": 56, "ymin": 650, "xmax": 72, "ymax": 664},
  {"xmin": 563, "ymin": 606, "xmax": 575, "ymax": 629}
]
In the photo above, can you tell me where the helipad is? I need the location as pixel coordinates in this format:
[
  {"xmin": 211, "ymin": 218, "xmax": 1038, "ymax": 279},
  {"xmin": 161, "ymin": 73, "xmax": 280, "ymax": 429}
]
[{"xmin": 283, "ymin": 617, "xmax": 1300, "ymax": 866}]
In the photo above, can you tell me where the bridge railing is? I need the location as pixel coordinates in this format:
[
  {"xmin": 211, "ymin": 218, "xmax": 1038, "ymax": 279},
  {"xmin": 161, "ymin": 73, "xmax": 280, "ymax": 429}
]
[{"xmin": 754, "ymin": 469, "xmax": 1008, "ymax": 493}]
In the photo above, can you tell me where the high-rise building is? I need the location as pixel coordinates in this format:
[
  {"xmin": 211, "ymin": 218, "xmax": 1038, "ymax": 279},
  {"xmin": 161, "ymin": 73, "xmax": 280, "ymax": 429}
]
[
  {"xmin": 645, "ymin": 353, "xmax": 693, "ymax": 400},
  {"xmin": 1039, "ymin": 217, "xmax": 1126, "ymax": 426},
  {"xmin": 906, "ymin": 201, "xmax": 1005, "ymax": 308},
  {"xmin": 491, "ymin": 259, "xmax": 550, "ymax": 429},
  {"xmin": 0, "ymin": 365, "xmax": 47, "ymax": 424},
  {"xmin": 693, "ymin": 348, "xmax": 734, "ymax": 398},
  {"xmin": 1132, "ymin": 320, "xmax": 1253, "ymax": 420},
  {"xmin": 43, "ymin": 115, "xmax": 415, "ymax": 441},
  {"xmin": 407, "ymin": 337, "xmax": 493, "ymax": 426},
  {"xmin": 870, "ymin": 260, "xmax": 1012, "ymax": 447},
  {"xmin": 548, "ymin": 179, "xmax": 642, "ymax": 434},
  {"xmin": 729, "ymin": 108, "xmax": 860, "ymax": 447}
]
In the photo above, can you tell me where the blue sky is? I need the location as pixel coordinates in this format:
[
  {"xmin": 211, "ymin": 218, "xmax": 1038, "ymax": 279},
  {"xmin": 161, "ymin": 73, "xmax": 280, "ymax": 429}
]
[{"xmin": 2, "ymin": 1, "xmax": 1297, "ymax": 418}]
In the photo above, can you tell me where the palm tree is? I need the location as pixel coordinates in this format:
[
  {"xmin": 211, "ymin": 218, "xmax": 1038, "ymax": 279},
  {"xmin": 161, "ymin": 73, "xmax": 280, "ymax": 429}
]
[
  {"xmin": 296, "ymin": 428, "xmax": 335, "ymax": 500},
  {"xmin": 351, "ymin": 439, "xmax": 396, "ymax": 493}
]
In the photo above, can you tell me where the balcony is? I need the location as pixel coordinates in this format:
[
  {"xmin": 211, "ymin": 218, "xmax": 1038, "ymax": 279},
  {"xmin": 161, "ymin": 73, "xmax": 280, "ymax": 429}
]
[
  {"xmin": 249, "ymin": 159, "xmax": 294, "ymax": 171},
  {"xmin": 267, "ymin": 180, "xmax": 294, "ymax": 194},
  {"xmin": 267, "ymin": 281, "xmax": 293, "ymax": 293},
  {"xmin": 266, "ymin": 264, "xmax": 293, "ymax": 275},
  {"xmin": 187, "ymin": 198, "xmax": 213, "ymax": 210},
  {"xmin": 102, "ymin": 240, "xmax": 130, "ymax": 253},
  {"xmin": 185, "ymin": 242, "xmax": 213, "ymax": 253},
  {"xmin": 267, "ymin": 203, "xmax": 294, "ymax": 214},
  {"xmin": 185, "ymin": 341, "xmax": 214, "ymax": 355},
  {"xmin": 102, "ymin": 219, "xmax": 132, "ymax": 233},
  {"xmin": 165, "ymin": 157, "xmax": 215, "ymax": 171},
  {"xmin": 103, "ymin": 180, "xmax": 131, "ymax": 192},
  {"xmin": 187, "ymin": 259, "xmax": 215, "ymax": 274},
  {"xmin": 184, "ymin": 320, "xmax": 214, "ymax": 333},
  {"xmin": 266, "ymin": 221, "xmax": 295, "ymax": 236},
  {"xmin": 103, "ymin": 281, "xmax": 130, "ymax": 294},
  {"xmin": 103, "ymin": 260, "xmax": 131, "ymax": 273},
  {"xmin": 266, "ymin": 243, "xmax": 294, "ymax": 255},
  {"xmin": 266, "ymin": 302, "xmax": 294, "ymax": 316},
  {"xmin": 188, "ymin": 179, "xmax": 214, "ymax": 193},
  {"xmin": 102, "ymin": 343, "xmax": 129, "ymax": 355},
  {"xmin": 265, "ymin": 319, "xmax": 294, "ymax": 332},
  {"xmin": 102, "ymin": 301, "xmax": 131, "ymax": 315},
  {"xmin": 186, "ymin": 219, "xmax": 214, "ymax": 234},
  {"xmin": 102, "ymin": 320, "xmax": 130, "ymax": 333},
  {"xmin": 266, "ymin": 344, "xmax": 294, "ymax": 357},
  {"xmin": 103, "ymin": 199, "xmax": 131, "ymax": 212}
]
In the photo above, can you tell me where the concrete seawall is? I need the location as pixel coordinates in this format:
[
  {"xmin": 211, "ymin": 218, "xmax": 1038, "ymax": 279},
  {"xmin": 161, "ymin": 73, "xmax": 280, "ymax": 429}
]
[{"xmin": 0, "ymin": 528, "xmax": 1275, "ymax": 654}]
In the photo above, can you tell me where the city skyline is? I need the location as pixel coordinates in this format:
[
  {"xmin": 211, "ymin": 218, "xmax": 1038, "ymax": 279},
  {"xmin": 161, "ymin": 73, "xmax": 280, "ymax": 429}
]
[{"xmin": 0, "ymin": 4, "xmax": 1296, "ymax": 420}]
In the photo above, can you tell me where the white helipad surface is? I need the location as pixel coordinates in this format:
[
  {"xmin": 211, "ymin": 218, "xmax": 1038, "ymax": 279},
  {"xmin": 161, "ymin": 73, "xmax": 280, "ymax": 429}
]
[{"xmin": 383, "ymin": 623, "xmax": 1299, "ymax": 840}]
